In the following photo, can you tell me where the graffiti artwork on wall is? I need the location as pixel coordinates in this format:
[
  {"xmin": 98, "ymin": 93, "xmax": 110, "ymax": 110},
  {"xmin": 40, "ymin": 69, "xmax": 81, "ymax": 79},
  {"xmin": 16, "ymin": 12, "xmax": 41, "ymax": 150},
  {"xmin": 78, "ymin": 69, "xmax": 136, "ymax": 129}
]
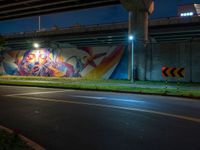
[{"xmin": 0, "ymin": 45, "xmax": 125, "ymax": 79}]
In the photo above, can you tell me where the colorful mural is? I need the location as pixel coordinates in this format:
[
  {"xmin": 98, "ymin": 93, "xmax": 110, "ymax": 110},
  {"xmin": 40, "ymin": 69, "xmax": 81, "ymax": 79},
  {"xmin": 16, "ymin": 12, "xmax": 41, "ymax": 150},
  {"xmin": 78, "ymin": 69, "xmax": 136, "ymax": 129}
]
[{"xmin": 0, "ymin": 45, "xmax": 126, "ymax": 79}]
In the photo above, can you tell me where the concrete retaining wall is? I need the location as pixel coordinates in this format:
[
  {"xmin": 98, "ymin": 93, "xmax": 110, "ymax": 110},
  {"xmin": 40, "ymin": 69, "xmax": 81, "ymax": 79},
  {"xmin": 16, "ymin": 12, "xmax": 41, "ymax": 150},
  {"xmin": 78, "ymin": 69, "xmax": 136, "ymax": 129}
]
[
  {"xmin": 141, "ymin": 39, "xmax": 200, "ymax": 82},
  {"xmin": 1, "ymin": 39, "xmax": 199, "ymax": 82}
]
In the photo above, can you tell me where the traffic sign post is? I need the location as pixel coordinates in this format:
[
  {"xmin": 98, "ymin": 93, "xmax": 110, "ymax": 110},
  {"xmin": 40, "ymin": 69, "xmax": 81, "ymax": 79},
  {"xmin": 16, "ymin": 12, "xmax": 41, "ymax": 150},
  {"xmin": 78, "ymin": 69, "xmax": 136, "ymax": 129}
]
[
  {"xmin": 165, "ymin": 78, "xmax": 168, "ymax": 91},
  {"xmin": 177, "ymin": 78, "xmax": 180, "ymax": 92},
  {"xmin": 162, "ymin": 67, "xmax": 185, "ymax": 91}
]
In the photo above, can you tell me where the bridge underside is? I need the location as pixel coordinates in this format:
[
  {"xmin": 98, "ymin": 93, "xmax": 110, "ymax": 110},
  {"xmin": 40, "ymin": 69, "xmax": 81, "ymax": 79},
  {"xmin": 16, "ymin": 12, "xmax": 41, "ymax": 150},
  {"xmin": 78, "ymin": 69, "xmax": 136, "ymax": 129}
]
[
  {"xmin": 0, "ymin": 0, "xmax": 120, "ymax": 21},
  {"xmin": 4, "ymin": 16, "xmax": 200, "ymax": 50}
]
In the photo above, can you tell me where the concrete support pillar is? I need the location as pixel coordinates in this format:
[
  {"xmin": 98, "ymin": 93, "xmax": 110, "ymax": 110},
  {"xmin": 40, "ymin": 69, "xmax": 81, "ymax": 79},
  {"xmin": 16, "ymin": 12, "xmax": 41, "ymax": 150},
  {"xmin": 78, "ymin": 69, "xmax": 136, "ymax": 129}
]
[
  {"xmin": 121, "ymin": 0, "xmax": 153, "ymax": 81},
  {"xmin": 132, "ymin": 9, "xmax": 148, "ymax": 43},
  {"xmin": 128, "ymin": 8, "xmax": 149, "ymax": 80},
  {"xmin": 120, "ymin": 0, "xmax": 154, "ymax": 80}
]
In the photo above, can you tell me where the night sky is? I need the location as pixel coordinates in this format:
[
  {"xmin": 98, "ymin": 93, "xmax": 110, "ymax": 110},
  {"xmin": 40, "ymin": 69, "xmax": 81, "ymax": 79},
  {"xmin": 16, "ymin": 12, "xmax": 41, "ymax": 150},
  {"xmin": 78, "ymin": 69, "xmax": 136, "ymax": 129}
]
[{"xmin": 0, "ymin": 0, "xmax": 199, "ymax": 34}]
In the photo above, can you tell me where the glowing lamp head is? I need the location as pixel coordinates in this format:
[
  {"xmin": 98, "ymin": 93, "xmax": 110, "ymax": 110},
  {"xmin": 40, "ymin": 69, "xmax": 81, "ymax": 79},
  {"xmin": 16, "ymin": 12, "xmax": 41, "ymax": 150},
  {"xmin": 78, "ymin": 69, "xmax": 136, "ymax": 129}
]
[
  {"xmin": 33, "ymin": 43, "xmax": 40, "ymax": 49},
  {"xmin": 129, "ymin": 35, "xmax": 134, "ymax": 41}
]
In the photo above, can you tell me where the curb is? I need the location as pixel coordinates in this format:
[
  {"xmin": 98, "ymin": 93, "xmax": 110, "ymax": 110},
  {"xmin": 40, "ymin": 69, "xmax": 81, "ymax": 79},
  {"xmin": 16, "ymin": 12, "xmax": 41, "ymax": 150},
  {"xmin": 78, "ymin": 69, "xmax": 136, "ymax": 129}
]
[
  {"xmin": 0, "ymin": 125, "xmax": 46, "ymax": 150},
  {"xmin": 0, "ymin": 82, "xmax": 200, "ymax": 100}
]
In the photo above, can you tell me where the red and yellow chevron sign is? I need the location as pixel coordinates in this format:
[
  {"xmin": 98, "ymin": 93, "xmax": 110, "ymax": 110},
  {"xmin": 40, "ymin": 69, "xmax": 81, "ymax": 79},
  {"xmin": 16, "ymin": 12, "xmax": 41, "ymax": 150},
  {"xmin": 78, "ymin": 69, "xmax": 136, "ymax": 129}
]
[{"xmin": 162, "ymin": 67, "xmax": 185, "ymax": 78}]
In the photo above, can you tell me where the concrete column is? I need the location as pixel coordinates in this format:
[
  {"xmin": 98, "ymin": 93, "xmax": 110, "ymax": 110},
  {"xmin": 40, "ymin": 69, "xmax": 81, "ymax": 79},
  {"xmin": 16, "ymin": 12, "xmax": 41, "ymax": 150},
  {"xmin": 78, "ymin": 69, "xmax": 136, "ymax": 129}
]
[
  {"xmin": 128, "ymin": 8, "xmax": 149, "ymax": 80},
  {"xmin": 121, "ymin": 0, "xmax": 153, "ymax": 80},
  {"xmin": 133, "ymin": 9, "xmax": 148, "ymax": 43}
]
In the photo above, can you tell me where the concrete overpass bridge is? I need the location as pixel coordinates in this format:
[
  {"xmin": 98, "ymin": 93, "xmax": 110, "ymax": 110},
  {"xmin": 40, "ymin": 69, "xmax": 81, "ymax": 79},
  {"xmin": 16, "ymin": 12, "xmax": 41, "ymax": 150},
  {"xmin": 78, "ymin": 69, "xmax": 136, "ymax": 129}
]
[
  {"xmin": 4, "ymin": 16, "xmax": 200, "ymax": 50},
  {"xmin": 0, "ymin": 0, "xmax": 120, "ymax": 21},
  {"xmin": 0, "ymin": 0, "xmax": 153, "ymax": 20}
]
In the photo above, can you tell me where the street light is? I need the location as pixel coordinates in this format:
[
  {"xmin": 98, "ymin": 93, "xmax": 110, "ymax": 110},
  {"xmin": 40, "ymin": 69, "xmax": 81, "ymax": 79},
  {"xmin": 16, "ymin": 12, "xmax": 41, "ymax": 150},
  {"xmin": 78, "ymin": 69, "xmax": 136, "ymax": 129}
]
[
  {"xmin": 33, "ymin": 42, "xmax": 40, "ymax": 49},
  {"xmin": 129, "ymin": 35, "xmax": 134, "ymax": 82},
  {"xmin": 129, "ymin": 35, "xmax": 134, "ymax": 40}
]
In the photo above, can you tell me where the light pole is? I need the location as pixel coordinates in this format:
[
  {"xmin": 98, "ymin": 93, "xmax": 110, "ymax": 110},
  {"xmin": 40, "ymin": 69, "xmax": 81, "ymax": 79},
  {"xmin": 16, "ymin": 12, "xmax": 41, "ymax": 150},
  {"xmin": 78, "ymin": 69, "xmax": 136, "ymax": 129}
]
[
  {"xmin": 38, "ymin": 16, "xmax": 41, "ymax": 31},
  {"xmin": 129, "ymin": 35, "xmax": 134, "ymax": 82}
]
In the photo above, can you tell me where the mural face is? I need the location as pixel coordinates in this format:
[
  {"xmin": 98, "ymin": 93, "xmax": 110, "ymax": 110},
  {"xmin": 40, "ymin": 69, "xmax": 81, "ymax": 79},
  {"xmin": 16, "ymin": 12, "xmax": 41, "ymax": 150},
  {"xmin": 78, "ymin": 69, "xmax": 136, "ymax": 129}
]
[
  {"xmin": 0, "ymin": 45, "xmax": 126, "ymax": 79},
  {"xmin": 19, "ymin": 49, "xmax": 51, "ymax": 76}
]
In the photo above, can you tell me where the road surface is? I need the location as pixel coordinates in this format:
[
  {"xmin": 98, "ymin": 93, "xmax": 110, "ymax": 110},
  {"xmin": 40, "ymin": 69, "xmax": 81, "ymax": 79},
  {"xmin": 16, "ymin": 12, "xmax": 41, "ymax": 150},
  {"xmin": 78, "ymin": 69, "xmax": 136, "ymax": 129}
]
[{"xmin": 0, "ymin": 85, "xmax": 199, "ymax": 150}]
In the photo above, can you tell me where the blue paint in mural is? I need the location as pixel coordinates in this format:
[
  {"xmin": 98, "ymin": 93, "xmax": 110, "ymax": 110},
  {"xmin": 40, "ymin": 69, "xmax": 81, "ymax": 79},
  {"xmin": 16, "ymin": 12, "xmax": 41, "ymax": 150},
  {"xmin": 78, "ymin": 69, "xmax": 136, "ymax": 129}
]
[{"xmin": 110, "ymin": 45, "xmax": 128, "ymax": 79}]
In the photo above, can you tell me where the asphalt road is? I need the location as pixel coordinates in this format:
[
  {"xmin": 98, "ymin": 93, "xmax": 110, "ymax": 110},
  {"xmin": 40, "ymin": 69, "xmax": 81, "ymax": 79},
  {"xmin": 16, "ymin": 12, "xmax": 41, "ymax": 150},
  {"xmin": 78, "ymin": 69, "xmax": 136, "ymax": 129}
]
[{"xmin": 0, "ymin": 85, "xmax": 199, "ymax": 150}]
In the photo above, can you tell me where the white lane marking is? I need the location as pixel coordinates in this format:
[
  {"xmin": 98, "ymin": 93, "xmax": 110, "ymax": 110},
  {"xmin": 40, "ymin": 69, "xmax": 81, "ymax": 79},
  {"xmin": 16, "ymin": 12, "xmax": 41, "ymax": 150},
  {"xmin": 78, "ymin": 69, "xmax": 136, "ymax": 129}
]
[
  {"xmin": 5, "ymin": 90, "xmax": 73, "ymax": 96},
  {"xmin": 0, "ymin": 85, "xmax": 199, "ymax": 103},
  {"xmin": 6, "ymin": 95, "xmax": 200, "ymax": 124},
  {"xmin": 72, "ymin": 95, "xmax": 104, "ymax": 100},
  {"xmin": 70, "ymin": 95, "xmax": 144, "ymax": 103}
]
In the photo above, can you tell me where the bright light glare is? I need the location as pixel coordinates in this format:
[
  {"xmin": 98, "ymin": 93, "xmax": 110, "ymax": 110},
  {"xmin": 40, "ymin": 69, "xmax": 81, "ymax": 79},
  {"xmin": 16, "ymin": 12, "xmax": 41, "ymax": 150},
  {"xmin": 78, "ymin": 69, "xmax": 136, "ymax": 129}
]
[
  {"xmin": 129, "ymin": 35, "xmax": 134, "ymax": 40},
  {"xmin": 180, "ymin": 12, "xmax": 194, "ymax": 17},
  {"xmin": 33, "ymin": 43, "xmax": 40, "ymax": 48}
]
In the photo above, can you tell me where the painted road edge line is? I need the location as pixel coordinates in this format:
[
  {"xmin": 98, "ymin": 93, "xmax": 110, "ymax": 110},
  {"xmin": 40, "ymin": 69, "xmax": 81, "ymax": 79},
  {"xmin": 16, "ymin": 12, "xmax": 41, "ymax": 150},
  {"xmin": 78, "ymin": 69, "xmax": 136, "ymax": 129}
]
[
  {"xmin": 0, "ymin": 125, "xmax": 45, "ymax": 150},
  {"xmin": 4, "ymin": 90, "xmax": 70, "ymax": 96},
  {"xmin": 6, "ymin": 95, "xmax": 200, "ymax": 124}
]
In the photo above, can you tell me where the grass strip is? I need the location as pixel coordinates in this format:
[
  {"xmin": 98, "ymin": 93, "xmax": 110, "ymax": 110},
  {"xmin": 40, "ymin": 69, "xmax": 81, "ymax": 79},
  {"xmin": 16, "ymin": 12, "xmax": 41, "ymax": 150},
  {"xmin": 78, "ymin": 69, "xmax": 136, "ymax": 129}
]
[
  {"xmin": 0, "ymin": 129, "xmax": 33, "ymax": 150},
  {"xmin": 0, "ymin": 79, "xmax": 199, "ymax": 98},
  {"xmin": 0, "ymin": 75, "xmax": 200, "ymax": 86}
]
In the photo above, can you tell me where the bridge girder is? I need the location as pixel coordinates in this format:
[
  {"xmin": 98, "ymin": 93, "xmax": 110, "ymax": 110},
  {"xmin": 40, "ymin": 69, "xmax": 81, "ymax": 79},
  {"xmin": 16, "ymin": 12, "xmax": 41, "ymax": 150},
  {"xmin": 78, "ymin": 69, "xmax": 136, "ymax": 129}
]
[{"xmin": 0, "ymin": 0, "xmax": 120, "ymax": 21}]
